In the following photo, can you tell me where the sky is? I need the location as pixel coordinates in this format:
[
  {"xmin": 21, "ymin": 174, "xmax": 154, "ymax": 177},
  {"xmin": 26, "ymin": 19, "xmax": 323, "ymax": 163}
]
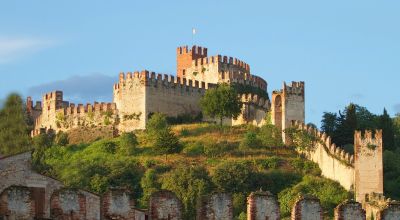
[{"xmin": 1, "ymin": 0, "xmax": 399, "ymax": 126}]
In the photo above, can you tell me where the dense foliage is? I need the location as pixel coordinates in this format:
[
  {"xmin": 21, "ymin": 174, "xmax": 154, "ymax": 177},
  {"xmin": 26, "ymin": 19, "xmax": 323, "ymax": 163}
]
[
  {"xmin": 200, "ymin": 83, "xmax": 241, "ymax": 125},
  {"xmin": 320, "ymin": 103, "xmax": 397, "ymax": 152},
  {"xmin": 31, "ymin": 122, "xmax": 351, "ymax": 219},
  {"xmin": 0, "ymin": 93, "xmax": 32, "ymax": 155}
]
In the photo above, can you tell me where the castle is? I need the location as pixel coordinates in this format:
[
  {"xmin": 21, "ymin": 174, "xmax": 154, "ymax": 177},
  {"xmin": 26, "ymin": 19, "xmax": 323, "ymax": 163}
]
[
  {"xmin": 2, "ymin": 45, "xmax": 397, "ymax": 219},
  {"xmin": 27, "ymin": 45, "xmax": 305, "ymax": 136}
]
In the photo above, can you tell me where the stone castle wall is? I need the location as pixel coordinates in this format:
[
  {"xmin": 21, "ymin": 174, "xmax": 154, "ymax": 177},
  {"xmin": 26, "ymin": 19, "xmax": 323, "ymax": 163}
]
[
  {"xmin": 113, "ymin": 70, "xmax": 209, "ymax": 132},
  {"xmin": 354, "ymin": 130, "xmax": 384, "ymax": 203},
  {"xmin": 224, "ymin": 93, "xmax": 270, "ymax": 127},
  {"xmin": 291, "ymin": 121, "xmax": 355, "ymax": 191},
  {"xmin": 31, "ymin": 91, "xmax": 118, "ymax": 136}
]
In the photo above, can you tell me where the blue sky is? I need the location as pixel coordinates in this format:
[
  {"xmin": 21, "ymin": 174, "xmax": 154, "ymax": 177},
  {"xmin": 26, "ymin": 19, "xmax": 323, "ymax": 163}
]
[{"xmin": 1, "ymin": 0, "xmax": 399, "ymax": 126}]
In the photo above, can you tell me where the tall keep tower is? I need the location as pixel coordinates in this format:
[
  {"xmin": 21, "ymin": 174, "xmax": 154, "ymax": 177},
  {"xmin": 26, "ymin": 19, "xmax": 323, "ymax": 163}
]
[
  {"xmin": 271, "ymin": 81, "xmax": 305, "ymax": 142},
  {"xmin": 176, "ymin": 45, "xmax": 208, "ymax": 78},
  {"xmin": 354, "ymin": 130, "xmax": 384, "ymax": 203}
]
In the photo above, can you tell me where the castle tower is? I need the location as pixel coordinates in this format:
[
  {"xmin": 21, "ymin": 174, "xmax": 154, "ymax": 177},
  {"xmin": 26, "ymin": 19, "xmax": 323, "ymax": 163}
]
[
  {"xmin": 271, "ymin": 81, "xmax": 305, "ymax": 143},
  {"xmin": 354, "ymin": 130, "xmax": 384, "ymax": 204},
  {"xmin": 176, "ymin": 45, "xmax": 207, "ymax": 78},
  {"xmin": 42, "ymin": 91, "xmax": 64, "ymax": 115}
]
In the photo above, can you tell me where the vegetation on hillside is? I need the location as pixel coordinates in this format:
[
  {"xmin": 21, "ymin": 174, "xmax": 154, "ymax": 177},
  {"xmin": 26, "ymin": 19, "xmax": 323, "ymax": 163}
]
[
  {"xmin": 2, "ymin": 93, "xmax": 400, "ymax": 219},
  {"xmin": 32, "ymin": 113, "xmax": 349, "ymax": 219}
]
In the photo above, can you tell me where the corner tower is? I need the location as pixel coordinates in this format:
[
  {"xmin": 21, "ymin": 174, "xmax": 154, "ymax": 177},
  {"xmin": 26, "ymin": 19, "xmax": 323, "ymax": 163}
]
[
  {"xmin": 176, "ymin": 45, "xmax": 207, "ymax": 78},
  {"xmin": 271, "ymin": 81, "xmax": 305, "ymax": 142},
  {"xmin": 354, "ymin": 130, "xmax": 384, "ymax": 203}
]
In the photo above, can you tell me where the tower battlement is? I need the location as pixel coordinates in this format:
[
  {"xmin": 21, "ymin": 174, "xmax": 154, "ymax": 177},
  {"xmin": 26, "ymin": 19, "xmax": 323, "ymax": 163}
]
[
  {"xmin": 177, "ymin": 45, "xmax": 207, "ymax": 56},
  {"xmin": 190, "ymin": 55, "xmax": 250, "ymax": 72},
  {"xmin": 283, "ymin": 81, "xmax": 305, "ymax": 96}
]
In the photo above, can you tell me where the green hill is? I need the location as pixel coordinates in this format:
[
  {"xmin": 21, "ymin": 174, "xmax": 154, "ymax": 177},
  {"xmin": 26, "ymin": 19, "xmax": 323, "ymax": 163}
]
[{"xmin": 33, "ymin": 122, "xmax": 349, "ymax": 220}]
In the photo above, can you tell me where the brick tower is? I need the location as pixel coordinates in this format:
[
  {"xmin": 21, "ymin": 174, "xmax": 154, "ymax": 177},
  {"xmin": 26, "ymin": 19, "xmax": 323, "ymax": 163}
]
[{"xmin": 176, "ymin": 45, "xmax": 207, "ymax": 78}]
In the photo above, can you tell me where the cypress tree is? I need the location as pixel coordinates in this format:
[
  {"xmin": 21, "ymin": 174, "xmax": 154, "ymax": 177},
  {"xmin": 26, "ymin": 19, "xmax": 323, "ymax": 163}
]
[
  {"xmin": 0, "ymin": 93, "xmax": 31, "ymax": 155},
  {"xmin": 379, "ymin": 108, "xmax": 395, "ymax": 151}
]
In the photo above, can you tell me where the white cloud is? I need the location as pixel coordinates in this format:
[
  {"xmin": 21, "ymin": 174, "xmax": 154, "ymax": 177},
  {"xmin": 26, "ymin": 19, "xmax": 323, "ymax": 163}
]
[{"xmin": 0, "ymin": 37, "xmax": 56, "ymax": 64}]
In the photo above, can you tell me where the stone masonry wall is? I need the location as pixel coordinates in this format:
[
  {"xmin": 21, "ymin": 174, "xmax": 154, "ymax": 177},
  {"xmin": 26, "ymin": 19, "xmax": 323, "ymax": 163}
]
[
  {"xmin": 113, "ymin": 72, "xmax": 147, "ymax": 132},
  {"xmin": 114, "ymin": 71, "xmax": 208, "ymax": 133},
  {"xmin": 225, "ymin": 93, "xmax": 269, "ymax": 127},
  {"xmin": 197, "ymin": 193, "xmax": 233, "ymax": 220},
  {"xmin": 334, "ymin": 200, "xmax": 365, "ymax": 220},
  {"xmin": 31, "ymin": 91, "xmax": 118, "ymax": 136},
  {"xmin": 291, "ymin": 196, "xmax": 323, "ymax": 220},
  {"xmin": 247, "ymin": 191, "xmax": 280, "ymax": 220},
  {"xmin": 50, "ymin": 188, "xmax": 86, "ymax": 220},
  {"xmin": 0, "ymin": 152, "xmax": 63, "ymax": 218},
  {"xmin": 354, "ymin": 130, "xmax": 384, "ymax": 203},
  {"xmin": 376, "ymin": 202, "xmax": 400, "ymax": 220},
  {"xmin": 149, "ymin": 190, "xmax": 182, "ymax": 220},
  {"xmin": 291, "ymin": 121, "xmax": 355, "ymax": 191},
  {"xmin": 102, "ymin": 189, "xmax": 135, "ymax": 220},
  {"xmin": 0, "ymin": 186, "xmax": 35, "ymax": 220}
]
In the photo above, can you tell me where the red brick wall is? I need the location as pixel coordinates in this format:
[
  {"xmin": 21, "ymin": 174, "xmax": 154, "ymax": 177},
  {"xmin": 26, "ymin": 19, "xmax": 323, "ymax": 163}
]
[
  {"xmin": 102, "ymin": 189, "xmax": 136, "ymax": 220},
  {"xmin": 50, "ymin": 188, "xmax": 86, "ymax": 220},
  {"xmin": 149, "ymin": 190, "xmax": 182, "ymax": 220}
]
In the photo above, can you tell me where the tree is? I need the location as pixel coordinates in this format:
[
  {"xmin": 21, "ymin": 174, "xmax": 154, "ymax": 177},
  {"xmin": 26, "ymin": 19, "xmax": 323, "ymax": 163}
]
[
  {"xmin": 239, "ymin": 131, "xmax": 261, "ymax": 157},
  {"xmin": 320, "ymin": 112, "xmax": 337, "ymax": 137},
  {"xmin": 146, "ymin": 112, "xmax": 168, "ymax": 142},
  {"xmin": 161, "ymin": 166, "xmax": 212, "ymax": 219},
  {"xmin": 379, "ymin": 108, "xmax": 395, "ymax": 151},
  {"xmin": 258, "ymin": 124, "xmax": 283, "ymax": 148},
  {"xmin": 211, "ymin": 161, "xmax": 253, "ymax": 193},
  {"xmin": 394, "ymin": 114, "xmax": 400, "ymax": 149},
  {"xmin": 55, "ymin": 131, "xmax": 69, "ymax": 146},
  {"xmin": 154, "ymin": 128, "xmax": 181, "ymax": 160},
  {"xmin": 200, "ymin": 83, "xmax": 241, "ymax": 126},
  {"xmin": 118, "ymin": 132, "xmax": 138, "ymax": 155},
  {"xmin": 334, "ymin": 103, "xmax": 357, "ymax": 146},
  {"xmin": 0, "ymin": 93, "xmax": 31, "ymax": 155}
]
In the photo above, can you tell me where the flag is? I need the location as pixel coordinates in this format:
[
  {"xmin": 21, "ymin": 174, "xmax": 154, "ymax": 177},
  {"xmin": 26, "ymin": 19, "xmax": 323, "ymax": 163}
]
[{"xmin": 192, "ymin": 28, "xmax": 196, "ymax": 35}]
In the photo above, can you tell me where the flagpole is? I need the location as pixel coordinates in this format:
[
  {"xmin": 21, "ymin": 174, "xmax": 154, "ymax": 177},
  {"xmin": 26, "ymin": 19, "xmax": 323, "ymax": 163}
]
[{"xmin": 192, "ymin": 28, "xmax": 196, "ymax": 45}]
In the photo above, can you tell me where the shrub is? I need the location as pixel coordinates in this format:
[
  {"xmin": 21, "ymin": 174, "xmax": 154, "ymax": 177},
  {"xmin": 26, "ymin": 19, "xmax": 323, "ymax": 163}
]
[
  {"xmin": 239, "ymin": 131, "xmax": 262, "ymax": 154},
  {"xmin": 204, "ymin": 140, "xmax": 236, "ymax": 157},
  {"xmin": 139, "ymin": 169, "xmax": 160, "ymax": 207},
  {"xmin": 232, "ymin": 192, "xmax": 246, "ymax": 218},
  {"xmin": 180, "ymin": 128, "xmax": 190, "ymax": 136},
  {"xmin": 211, "ymin": 161, "xmax": 253, "ymax": 193},
  {"xmin": 278, "ymin": 176, "xmax": 349, "ymax": 218},
  {"xmin": 118, "ymin": 132, "xmax": 138, "ymax": 155},
  {"xmin": 153, "ymin": 128, "xmax": 181, "ymax": 159},
  {"xmin": 161, "ymin": 166, "xmax": 212, "ymax": 219},
  {"xmin": 255, "ymin": 156, "xmax": 281, "ymax": 170},
  {"xmin": 182, "ymin": 142, "xmax": 204, "ymax": 156},
  {"xmin": 290, "ymin": 157, "xmax": 321, "ymax": 176},
  {"xmin": 249, "ymin": 170, "xmax": 301, "ymax": 195},
  {"xmin": 146, "ymin": 113, "xmax": 168, "ymax": 140},
  {"xmin": 258, "ymin": 124, "xmax": 283, "ymax": 147},
  {"xmin": 55, "ymin": 131, "xmax": 69, "ymax": 146}
]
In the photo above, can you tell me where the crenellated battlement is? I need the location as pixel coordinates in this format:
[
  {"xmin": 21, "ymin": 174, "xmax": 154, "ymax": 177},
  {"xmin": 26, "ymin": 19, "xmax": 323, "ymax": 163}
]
[
  {"xmin": 284, "ymin": 81, "xmax": 305, "ymax": 96},
  {"xmin": 177, "ymin": 45, "xmax": 207, "ymax": 56},
  {"xmin": 291, "ymin": 120, "xmax": 354, "ymax": 165},
  {"xmin": 114, "ymin": 70, "xmax": 213, "ymax": 92},
  {"xmin": 354, "ymin": 130, "xmax": 383, "ymax": 149},
  {"xmin": 62, "ymin": 102, "xmax": 116, "ymax": 116},
  {"xmin": 190, "ymin": 54, "xmax": 250, "ymax": 72}
]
